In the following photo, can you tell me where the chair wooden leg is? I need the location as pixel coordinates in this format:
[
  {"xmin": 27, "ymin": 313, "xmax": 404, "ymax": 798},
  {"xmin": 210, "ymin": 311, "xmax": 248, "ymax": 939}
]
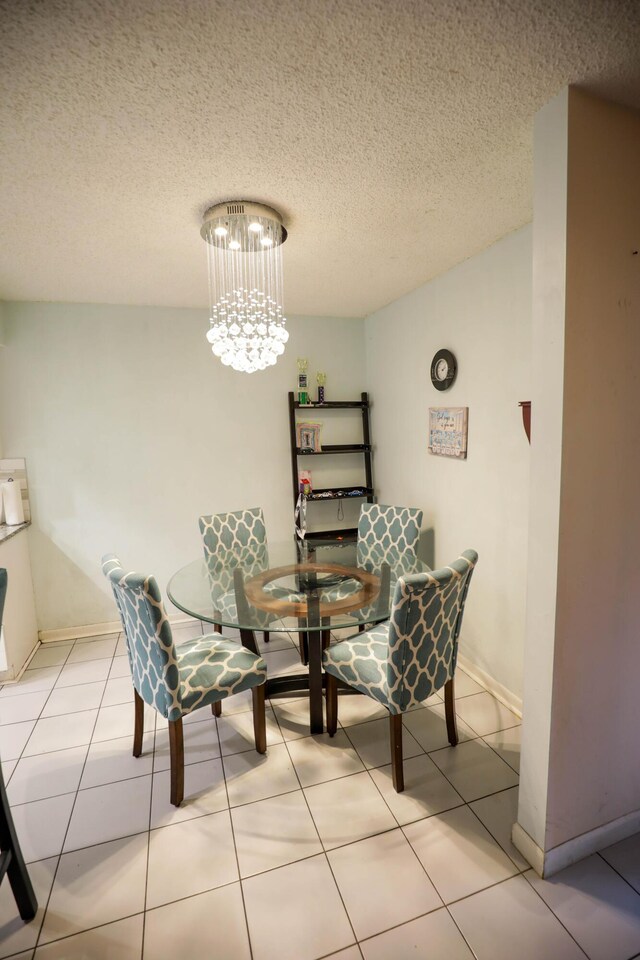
[
  {"xmin": 263, "ymin": 631, "xmax": 270, "ymax": 644},
  {"xmin": 390, "ymin": 714, "xmax": 404, "ymax": 793},
  {"xmin": 212, "ymin": 700, "xmax": 222, "ymax": 717},
  {"xmin": 326, "ymin": 672, "xmax": 338, "ymax": 736},
  {"xmin": 444, "ymin": 678, "xmax": 458, "ymax": 746},
  {"xmin": 214, "ymin": 623, "xmax": 222, "ymax": 634},
  {"xmin": 133, "ymin": 690, "xmax": 144, "ymax": 758},
  {"xmin": 168, "ymin": 718, "xmax": 184, "ymax": 807},
  {"xmin": 252, "ymin": 684, "xmax": 267, "ymax": 754}
]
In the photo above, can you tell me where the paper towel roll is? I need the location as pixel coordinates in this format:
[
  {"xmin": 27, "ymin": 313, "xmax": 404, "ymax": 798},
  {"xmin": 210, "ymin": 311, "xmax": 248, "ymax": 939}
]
[{"xmin": 2, "ymin": 479, "xmax": 25, "ymax": 525}]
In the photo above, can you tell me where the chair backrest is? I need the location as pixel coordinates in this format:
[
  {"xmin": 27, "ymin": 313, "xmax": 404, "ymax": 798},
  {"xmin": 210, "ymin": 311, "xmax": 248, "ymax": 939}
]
[
  {"xmin": 199, "ymin": 508, "xmax": 269, "ymax": 597},
  {"xmin": 101, "ymin": 555, "xmax": 182, "ymax": 721},
  {"xmin": 0, "ymin": 569, "xmax": 7, "ymax": 634},
  {"xmin": 386, "ymin": 550, "xmax": 478, "ymax": 712},
  {"xmin": 357, "ymin": 503, "xmax": 423, "ymax": 569},
  {"xmin": 199, "ymin": 507, "xmax": 268, "ymax": 564}
]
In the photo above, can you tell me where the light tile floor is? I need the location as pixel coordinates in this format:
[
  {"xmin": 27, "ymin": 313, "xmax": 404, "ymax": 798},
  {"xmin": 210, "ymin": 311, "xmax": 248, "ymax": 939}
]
[{"xmin": 1, "ymin": 626, "xmax": 639, "ymax": 959}]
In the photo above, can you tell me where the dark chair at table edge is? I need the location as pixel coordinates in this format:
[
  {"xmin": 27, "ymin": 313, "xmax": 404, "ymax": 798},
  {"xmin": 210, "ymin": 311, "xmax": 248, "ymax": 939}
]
[{"xmin": 0, "ymin": 568, "xmax": 38, "ymax": 921}]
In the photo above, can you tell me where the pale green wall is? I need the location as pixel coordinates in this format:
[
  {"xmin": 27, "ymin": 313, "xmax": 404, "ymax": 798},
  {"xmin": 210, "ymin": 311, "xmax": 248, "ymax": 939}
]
[
  {"xmin": 0, "ymin": 302, "xmax": 366, "ymax": 629},
  {"xmin": 365, "ymin": 225, "xmax": 532, "ymax": 701}
]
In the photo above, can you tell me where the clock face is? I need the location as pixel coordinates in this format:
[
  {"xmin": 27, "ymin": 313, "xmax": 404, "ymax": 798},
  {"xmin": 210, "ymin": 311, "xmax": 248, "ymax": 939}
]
[
  {"xmin": 430, "ymin": 349, "xmax": 457, "ymax": 391},
  {"xmin": 435, "ymin": 358, "xmax": 449, "ymax": 381}
]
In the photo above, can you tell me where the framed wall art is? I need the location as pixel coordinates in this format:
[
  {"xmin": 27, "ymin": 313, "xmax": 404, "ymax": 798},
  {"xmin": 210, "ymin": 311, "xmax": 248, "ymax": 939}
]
[{"xmin": 428, "ymin": 407, "xmax": 468, "ymax": 459}]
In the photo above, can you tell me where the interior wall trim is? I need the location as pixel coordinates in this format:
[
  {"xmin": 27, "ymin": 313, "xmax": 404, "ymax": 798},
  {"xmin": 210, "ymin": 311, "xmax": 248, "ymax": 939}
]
[
  {"xmin": 0, "ymin": 639, "xmax": 40, "ymax": 685},
  {"xmin": 512, "ymin": 808, "xmax": 640, "ymax": 878},
  {"xmin": 38, "ymin": 615, "xmax": 199, "ymax": 643},
  {"xmin": 456, "ymin": 652, "xmax": 522, "ymax": 717}
]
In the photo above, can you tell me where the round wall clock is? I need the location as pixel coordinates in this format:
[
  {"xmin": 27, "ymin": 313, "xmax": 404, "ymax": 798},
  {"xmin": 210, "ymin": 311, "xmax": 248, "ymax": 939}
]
[{"xmin": 430, "ymin": 349, "xmax": 457, "ymax": 391}]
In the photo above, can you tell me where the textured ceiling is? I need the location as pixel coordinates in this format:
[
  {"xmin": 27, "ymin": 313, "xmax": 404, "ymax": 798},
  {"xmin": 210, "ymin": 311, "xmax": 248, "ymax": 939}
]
[{"xmin": 1, "ymin": 0, "xmax": 639, "ymax": 318}]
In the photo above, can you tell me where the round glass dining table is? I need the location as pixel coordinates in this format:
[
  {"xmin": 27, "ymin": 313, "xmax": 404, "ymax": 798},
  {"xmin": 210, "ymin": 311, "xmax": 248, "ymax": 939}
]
[{"xmin": 168, "ymin": 540, "xmax": 428, "ymax": 733}]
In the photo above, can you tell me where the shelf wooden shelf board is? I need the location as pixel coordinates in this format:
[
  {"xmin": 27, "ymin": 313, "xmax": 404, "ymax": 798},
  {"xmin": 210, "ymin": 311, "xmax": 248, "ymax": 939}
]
[
  {"xmin": 294, "ymin": 401, "xmax": 368, "ymax": 409},
  {"xmin": 303, "ymin": 527, "xmax": 358, "ymax": 543},
  {"xmin": 305, "ymin": 486, "xmax": 373, "ymax": 502},
  {"xmin": 296, "ymin": 444, "xmax": 371, "ymax": 456}
]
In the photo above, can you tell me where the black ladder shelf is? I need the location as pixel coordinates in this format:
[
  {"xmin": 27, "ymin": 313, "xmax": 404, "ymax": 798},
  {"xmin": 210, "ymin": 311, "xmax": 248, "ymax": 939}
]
[{"xmin": 288, "ymin": 391, "xmax": 374, "ymax": 543}]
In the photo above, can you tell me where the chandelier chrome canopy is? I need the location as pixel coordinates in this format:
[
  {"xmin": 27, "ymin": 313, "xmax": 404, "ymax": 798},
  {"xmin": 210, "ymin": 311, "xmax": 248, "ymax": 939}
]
[{"xmin": 201, "ymin": 200, "xmax": 289, "ymax": 373}]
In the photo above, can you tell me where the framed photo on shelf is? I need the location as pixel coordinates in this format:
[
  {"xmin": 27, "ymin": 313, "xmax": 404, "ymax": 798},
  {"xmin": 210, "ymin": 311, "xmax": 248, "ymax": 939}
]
[
  {"xmin": 428, "ymin": 407, "xmax": 468, "ymax": 459},
  {"xmin": 296, "ymin": 421, "xmax": 322, "ymax": 452}
]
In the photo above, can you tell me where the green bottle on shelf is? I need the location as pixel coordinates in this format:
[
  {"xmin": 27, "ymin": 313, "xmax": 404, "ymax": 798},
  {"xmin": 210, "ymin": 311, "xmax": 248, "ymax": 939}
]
[{"xmin": 297, "ymin": 357, "xmax": 309, "ymax": 404}]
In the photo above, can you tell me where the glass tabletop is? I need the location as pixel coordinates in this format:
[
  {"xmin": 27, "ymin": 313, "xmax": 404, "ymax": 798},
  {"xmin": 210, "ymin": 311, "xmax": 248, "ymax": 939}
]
[{"xmin": 167, "ymin": 540, "xmax": 429, "ymax": 633}]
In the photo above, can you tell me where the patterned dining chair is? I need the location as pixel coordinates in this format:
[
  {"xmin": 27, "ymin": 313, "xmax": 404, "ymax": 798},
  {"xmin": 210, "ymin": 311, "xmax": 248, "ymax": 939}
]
[
  {"xmin": 356, "ymin": 503, "xmax": 423, "ymax": 570},
  {"xmin": 102, "ymin": 555, "xmax": 267, "ymax": 806},
  {"xmin": 320, "ymin": 503, "xmax": 425, "ymax": 625},
  {"xmin": 323, "ymin": 550, "xmax": 478, "ymax": 792},
  {"xmin": 199, "ymin": 507, "xmax": 308, "ymax": 663},
  {"xmin": 0, "ymin": 569, "xmax": 37, "ymax": 921}
]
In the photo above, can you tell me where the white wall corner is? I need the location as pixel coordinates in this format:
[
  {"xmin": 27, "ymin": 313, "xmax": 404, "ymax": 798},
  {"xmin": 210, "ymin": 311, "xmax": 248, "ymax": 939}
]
[
  {"xmin": 511, "ymin": 821, "xmax": 545, "ymax": 875},
  {"xmin": 456, "ymin": 652, "xmax": 522, "ymax": 717},
  {"xmin": 517, "ymin": 86, "xmax": 569, "ymax": 851}
]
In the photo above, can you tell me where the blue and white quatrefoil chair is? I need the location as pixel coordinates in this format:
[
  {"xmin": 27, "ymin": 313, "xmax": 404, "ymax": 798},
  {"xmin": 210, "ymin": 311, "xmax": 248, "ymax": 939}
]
[
  {"xmin": 199, "ymin": 507, "xmax": 308, "ymax": 663},
  {"xmin": 321, "ymin": 503, "xmax": 425, "ymax": 621},
  {"xmin": 356, "ymin": 503, "xmax": 423, "ymax": 570},
  {"xmin": 323, "ymin": 550, "xmax": 478, "ymax": 793},
  {"xmin": 102, "ymin": 555, "xmax": 267, "ymax": 806}
]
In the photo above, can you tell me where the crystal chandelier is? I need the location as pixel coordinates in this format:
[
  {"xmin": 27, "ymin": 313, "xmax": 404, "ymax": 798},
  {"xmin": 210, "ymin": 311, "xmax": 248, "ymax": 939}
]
[{"xmin": 201, "ymin": 201, "xmax": 289, "ymax": 373}]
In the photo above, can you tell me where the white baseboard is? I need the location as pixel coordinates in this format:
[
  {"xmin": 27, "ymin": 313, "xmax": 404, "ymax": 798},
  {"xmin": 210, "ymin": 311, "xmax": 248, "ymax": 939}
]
[
  {"xmin": 511, "ymin": 822, "xmax": 545, "ymax": 875},
  {"xmin": 456, "ymin": 653, "xmax": 522, "ymax": 718},
  {"xmin": 39, "ymin": 615, "xmax": 199, "ymax": 644},
  {"xmin": 512, "ymin": 809, "xmax": 640, "ymax": 877},
  {"xmin": 0, "ymin": 640, "xmax": 41, "ymax": 685}
]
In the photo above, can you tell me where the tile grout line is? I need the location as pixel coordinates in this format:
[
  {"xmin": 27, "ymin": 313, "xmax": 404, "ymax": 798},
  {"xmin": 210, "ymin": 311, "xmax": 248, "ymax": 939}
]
[
  {"xmin": 22, "ymin": 912, "xmax": 147, "ymax": 957},
  {"xmin": 463, "ymin": 800, "xmax": 528, "ymax": 874},
  {"xmin": 0, "ymin": 641, "xmax": 83, "ymax": 951},
  {"xmin": 2, "ymin": 645, "xmax": 76, "ymax": 772},
  {"xmin": 354, "ymin": 901, "xmax": 473, "ymax": 955},
  {"xmin": 275, "ymin": 681, "xmax": 361, "ymax": 956},
  {"xmin": 19, "ymin": 633, "xmax": 160, "ymax": 955},
  {"xmin": 405, "ymin": 748, "xmax": 525, "ymax": 869},
  {"xmin": 30, "ymin": 634, "xmax": 122, "ymax": 954},
  {"xmin": 596, "ymin": 850, "xmax": 640, "ymax": 901},
  {"xmin": 479, "ymin": 732, "xmax": 521, "ymax": 775},
  {"xmin": 216, "ymin": 699, "xmax": 256, "ymax": 960},
  {"xmin": 3, "ymin": 644, "xmax": 132, "ymax": 769},
  {"xmin": 140, "ymin": 666, "xmax": 159, "ymax": 960},
  {"xmin": 519, "ymin": 869, "xmax": 592, "ymax": 959},
  {"xmin": 442, "ymin": 903, "xmax": 484, "ymax": 960}
]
